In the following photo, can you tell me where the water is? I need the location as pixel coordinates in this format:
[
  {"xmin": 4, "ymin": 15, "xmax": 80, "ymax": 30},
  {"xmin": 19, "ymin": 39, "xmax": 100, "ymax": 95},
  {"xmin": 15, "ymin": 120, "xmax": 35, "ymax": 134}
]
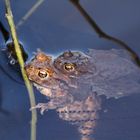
[{"xmin": 0, "ymin": 0, "xmax": 140, "ymax": 140}]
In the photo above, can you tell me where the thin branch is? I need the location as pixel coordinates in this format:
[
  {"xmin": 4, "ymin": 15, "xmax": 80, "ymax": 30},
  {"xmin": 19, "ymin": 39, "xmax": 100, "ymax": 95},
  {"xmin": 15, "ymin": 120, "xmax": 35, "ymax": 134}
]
[
  {"xmin": 70, "ymin": 0, "xmax": 140, "ymax": 67},
  {"xmin": 16, "ymin": 0, "xmax": 45, "ymax": 29},
  {"xmin": 0, "ymin": 21, "xmax": 10, "ymax": 42},
  {"xmin": 0, "ymin": 21, "xmax": 27, "ymax": 85},
  {"xmin": 4, "ymin": 1, "xmax": 37, "ymax": 140}
]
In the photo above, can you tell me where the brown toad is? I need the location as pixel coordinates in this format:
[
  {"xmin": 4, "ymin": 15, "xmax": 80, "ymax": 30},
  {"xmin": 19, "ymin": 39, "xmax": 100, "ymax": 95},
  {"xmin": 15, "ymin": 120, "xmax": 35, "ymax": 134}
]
[{"xmin": 25, "ymin": 49, "xmax": 140, "ymax": 140}]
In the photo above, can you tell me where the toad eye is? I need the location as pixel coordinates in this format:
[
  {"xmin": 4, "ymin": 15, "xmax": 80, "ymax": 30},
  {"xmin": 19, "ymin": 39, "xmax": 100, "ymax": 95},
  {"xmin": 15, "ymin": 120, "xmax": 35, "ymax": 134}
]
[
  {"xmin": 64, "ymin": 63, "xmax": 75, "ymax": 72},
  {"xmin": 38, "ymin": 69, "xmax": 48, "ymax": 78}
]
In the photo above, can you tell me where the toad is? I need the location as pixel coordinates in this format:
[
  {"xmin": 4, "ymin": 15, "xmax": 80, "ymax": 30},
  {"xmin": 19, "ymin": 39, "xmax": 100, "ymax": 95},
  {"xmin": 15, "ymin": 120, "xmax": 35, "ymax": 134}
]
[{"xmin": 25, "ymin": 49, "xmax": 140, "ymax": 140}]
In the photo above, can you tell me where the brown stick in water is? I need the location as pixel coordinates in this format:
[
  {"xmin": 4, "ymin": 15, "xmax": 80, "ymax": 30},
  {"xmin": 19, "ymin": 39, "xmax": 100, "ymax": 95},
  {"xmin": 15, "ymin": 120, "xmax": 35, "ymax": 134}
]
[{"xmin": 70, "ymin": 0, "xmax": 140, "ymax": 67}]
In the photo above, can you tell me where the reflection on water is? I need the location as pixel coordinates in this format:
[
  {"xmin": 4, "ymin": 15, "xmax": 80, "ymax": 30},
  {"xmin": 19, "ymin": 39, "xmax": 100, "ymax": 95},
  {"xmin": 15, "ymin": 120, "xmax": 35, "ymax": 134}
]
[
  {"xmin": 0, "ymin": 0, "xmax": 140, "ymax": 140},
  {"xmin": 25, "ymin": 49, "xmax": 140, "ymax": 140}
]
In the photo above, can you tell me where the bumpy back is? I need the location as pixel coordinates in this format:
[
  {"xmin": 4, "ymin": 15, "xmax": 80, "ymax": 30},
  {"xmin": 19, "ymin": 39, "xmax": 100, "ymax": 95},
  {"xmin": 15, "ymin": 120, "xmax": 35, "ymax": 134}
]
[
  {"xmin": 54, "ymin": 49, "xmax": 140, "ymax": 99},
  {"xmin": 86, "ymin": 49, "xmax": 140, "ymax": 98},
  {"xmin": 25, "ymin": 49, "xmax": 140, "ymax": 140}
]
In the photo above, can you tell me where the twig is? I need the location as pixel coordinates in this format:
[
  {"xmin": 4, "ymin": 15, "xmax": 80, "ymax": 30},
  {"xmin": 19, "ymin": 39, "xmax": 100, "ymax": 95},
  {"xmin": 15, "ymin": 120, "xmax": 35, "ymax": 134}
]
[
  {"xmin": 70, "ymin": 0, "xmax": 140, "ymax": 67},
  {"xmin": 4, "ymin": 1, "xmax": 37, "ymax": 140},
  {"xmin": 16, "ymin": 0, "xmax": 45, "ymax": 29},
  {"xmin": 0, "ymin": 21, "xmax": 10, "ymax": 42}
]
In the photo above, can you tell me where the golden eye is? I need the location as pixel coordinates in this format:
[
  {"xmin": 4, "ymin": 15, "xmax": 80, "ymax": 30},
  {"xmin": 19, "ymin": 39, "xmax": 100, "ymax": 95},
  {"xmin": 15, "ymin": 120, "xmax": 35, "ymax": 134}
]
[
  {"xmin": 64, "ymin": 63, "xmax": 75, "ymax": 72},
  {"xmin": 38, "ymin": 69, "xmax": 48, "ymax": 78}
]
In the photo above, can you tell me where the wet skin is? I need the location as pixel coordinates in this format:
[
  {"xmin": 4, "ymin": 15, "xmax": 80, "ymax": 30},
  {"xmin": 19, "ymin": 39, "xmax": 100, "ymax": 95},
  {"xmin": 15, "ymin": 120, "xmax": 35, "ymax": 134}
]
[{"xmin": 25, "ymin": 49, "xmax": 140, "ymax": 140}]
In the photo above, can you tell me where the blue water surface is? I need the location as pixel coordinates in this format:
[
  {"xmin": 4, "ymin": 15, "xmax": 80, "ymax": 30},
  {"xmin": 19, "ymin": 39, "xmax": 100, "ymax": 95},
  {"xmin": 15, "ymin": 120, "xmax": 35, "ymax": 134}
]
[{"xmin": 0, "ymin": 0, "xmax": 140, "ymax": 140}]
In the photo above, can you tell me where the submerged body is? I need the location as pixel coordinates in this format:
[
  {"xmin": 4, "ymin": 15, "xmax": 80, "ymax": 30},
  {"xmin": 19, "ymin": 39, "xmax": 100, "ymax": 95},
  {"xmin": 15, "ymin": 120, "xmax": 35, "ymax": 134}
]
[{"xmin": 25, "ymin": 49, "xmax": 140, "ymax": 140}]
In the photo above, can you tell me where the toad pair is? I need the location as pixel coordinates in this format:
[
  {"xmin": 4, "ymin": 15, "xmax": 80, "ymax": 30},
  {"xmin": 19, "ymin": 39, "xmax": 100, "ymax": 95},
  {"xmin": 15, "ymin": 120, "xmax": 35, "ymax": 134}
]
[{"xmin": 25, "ymin": 49, "xmax": 140, "ymax": 140}]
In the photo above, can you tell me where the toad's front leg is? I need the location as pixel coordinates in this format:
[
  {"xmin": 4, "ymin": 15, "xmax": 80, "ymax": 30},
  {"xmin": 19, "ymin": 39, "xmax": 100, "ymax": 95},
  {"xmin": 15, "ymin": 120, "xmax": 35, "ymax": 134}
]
[
  {"xmin": 31, "ymin": 94, "xmax": 73, "ymax": 114},
  {"xmin": 30, "ymin": 103, "xmax": 49, "ymax": 115}
]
